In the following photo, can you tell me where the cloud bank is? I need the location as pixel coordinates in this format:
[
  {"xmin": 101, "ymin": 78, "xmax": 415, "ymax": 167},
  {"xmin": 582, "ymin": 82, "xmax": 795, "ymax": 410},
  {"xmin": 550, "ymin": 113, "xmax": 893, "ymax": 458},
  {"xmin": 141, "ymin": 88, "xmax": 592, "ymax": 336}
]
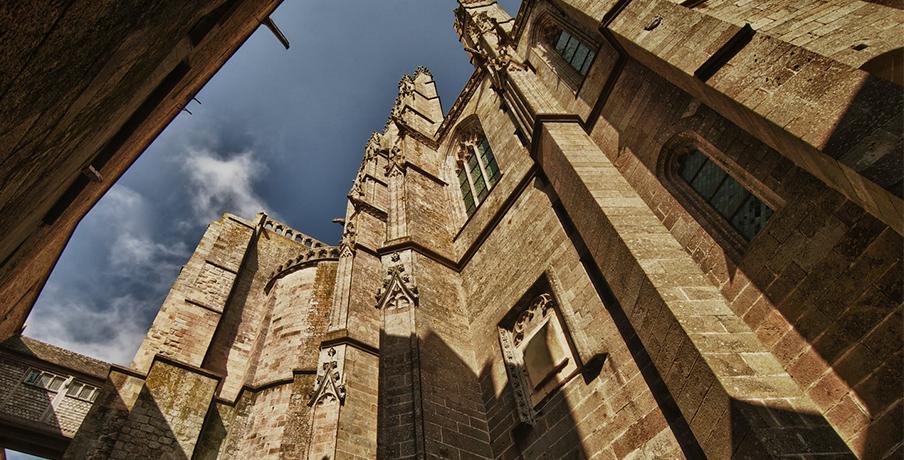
[{"xmin": 26, "ymin": 144, "xmax": 273, "ymax": 366}]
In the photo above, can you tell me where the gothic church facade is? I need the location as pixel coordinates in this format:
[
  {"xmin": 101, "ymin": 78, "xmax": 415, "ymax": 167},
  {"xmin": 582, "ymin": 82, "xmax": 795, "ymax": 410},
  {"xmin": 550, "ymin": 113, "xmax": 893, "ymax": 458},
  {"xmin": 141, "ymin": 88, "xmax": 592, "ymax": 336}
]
[{"xmin": 45, "ymin": 0, "xmax": 904, "ymax": 458}]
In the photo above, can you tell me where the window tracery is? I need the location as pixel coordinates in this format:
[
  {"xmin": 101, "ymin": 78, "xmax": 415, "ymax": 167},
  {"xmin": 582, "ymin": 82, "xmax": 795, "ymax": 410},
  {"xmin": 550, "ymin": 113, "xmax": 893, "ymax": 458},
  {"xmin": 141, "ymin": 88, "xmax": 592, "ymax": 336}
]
[{"xmin": 454, "ymin": 124, "xmax": 500, "ymax": 217}]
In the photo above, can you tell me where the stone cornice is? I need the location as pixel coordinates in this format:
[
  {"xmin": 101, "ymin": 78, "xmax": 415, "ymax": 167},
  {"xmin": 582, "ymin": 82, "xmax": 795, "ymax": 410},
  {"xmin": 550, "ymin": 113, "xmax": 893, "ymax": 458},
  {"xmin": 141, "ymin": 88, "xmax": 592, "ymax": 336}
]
[{"xmin": 320, "ymin": 329, "xmax": 379, "ymax": 357}]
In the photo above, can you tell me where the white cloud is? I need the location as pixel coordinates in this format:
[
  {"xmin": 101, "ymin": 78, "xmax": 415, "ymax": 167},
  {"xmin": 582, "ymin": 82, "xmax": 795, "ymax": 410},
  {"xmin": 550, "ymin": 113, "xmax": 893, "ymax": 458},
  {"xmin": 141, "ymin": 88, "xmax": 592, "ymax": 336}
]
[
  {"xmin": 25, "ymin": 289, "xmax": 148, "ymax": 366},
  {"xmin": 94, "ymin": 186, "xmax": 189, "ymax": 277},
  {"xmin": 182, "ymin": 149, "xmax": 271, "ymax": 223},
  {"xmin": 25, "ymin": 146, "xmax": 277, "ymax": 369},
  {"xmin": 26, "ymin": 186, "xmax": 189, "ymax": 365}
]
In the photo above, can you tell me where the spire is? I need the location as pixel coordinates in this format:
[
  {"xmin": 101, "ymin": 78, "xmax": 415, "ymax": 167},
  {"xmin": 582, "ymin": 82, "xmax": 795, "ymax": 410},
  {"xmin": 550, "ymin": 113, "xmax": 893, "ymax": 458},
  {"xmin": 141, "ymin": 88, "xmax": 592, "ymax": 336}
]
[
  {"xmin": 453, "ymin": 1, "xmax": 522, "ymax": 88},
  {"xmin": 385, "ymin": 68, "xmax": 443, "ymax": 136},
  {"xmin": 454, "ymin": 0, "xmax": 514, "ymax": 48}
]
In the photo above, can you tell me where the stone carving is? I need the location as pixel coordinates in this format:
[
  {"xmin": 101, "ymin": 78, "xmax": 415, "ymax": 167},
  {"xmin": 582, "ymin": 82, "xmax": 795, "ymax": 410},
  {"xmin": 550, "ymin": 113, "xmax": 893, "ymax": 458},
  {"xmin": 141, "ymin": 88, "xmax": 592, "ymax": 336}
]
[
  {"xmin": 457, "ymin": 10, "xmax": 524, "ymax": 89},
  {"xmin": 414, "ymin": 65, "xmax": 432, "ymax": 77},
  {"xmin": 309, "ymin": 348, "xmax": 346, "ymax": 406},
  {"xmin": 497, "ymin": 293, "xmax": 558, "ymax": 426},
  {"xmin": 364, "ymin": 132, "xmax": 381, "ymax": 160},
  {"xmin": 512, "ymin": 293, "xmax": 555, "ymax": 346},
  {"xmin": 498, "ymin": 327, "xmax": 537, "ymax": 426},
  {"xmin": 375, "ymin": 253, "xmax": 418, "ymax": 309},
  {"xmin": 455, "ymin": 124, "xmax": 482, "ymax": 166},
  {"xmin": 349, "ymin": 170, "xmax": 365, "ymax": 199},
  {"xmin": 539, "ymin": 21, "xmax": 560, "ymax": 45},
  {"xmin": 398, "ymin": 74, "xmax": 415, "ymax": 99},
  {"xmin": 384, "ymin": 149, "xmax": 406, "ymax": 177},
  {"xmin": 339, "ymin": 220, "xmax": 356, "ymax": 256}
]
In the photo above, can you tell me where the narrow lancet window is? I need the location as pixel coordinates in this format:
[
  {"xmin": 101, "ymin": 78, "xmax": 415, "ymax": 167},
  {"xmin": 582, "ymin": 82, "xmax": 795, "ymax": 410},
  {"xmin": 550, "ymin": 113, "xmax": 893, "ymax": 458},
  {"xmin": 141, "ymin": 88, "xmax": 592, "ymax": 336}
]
[
  {"xmin": 458, "ymin": 168, "xmax": 476, "ymax": 217},
  {"xmin": 456, "ymin": 127, "xmax": 501, "ymax": 218},
  {"xmin": 478, "ymin": 136, "xmax": 500, "ymax": 186},
  {"xmin": 678, "ymin": 149, "xmax": 773, "ymax": 240}
]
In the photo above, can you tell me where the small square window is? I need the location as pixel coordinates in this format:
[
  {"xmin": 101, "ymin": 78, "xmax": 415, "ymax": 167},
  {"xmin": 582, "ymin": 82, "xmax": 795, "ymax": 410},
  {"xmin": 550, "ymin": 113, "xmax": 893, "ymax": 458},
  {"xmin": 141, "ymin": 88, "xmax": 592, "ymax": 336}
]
[
  {"xmin": 48, "ymin": 377, "xmax": 64, "ymax": 392},
  {"xmin": 78, "ymin": 386, "xmax": 95, "ymax": 400},
  {"xmin": 555, "ymin": 31, "xmax": 570, "ymax": 53},
  {"xmin": 67, "ymin": 382, "xmax": 84, "ymax": 397},
  {"xmin": 24, "ymin": 369, "xmax": 41, "ymax": 385},
  {"xmin": 23, "ymin": 368, "xmax": 69, "ymax": 392}
]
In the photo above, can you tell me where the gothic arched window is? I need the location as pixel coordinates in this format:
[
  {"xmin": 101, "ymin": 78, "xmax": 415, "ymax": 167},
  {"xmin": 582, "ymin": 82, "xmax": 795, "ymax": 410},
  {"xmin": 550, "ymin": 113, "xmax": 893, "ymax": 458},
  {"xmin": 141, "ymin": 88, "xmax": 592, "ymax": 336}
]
[
  {"xmin": 456, "ymin": 128, "xmax": 500, "ymax": 217},
  {"xmin": 676, "ymin": 149, "xmax": 773, "ymax": 242}
]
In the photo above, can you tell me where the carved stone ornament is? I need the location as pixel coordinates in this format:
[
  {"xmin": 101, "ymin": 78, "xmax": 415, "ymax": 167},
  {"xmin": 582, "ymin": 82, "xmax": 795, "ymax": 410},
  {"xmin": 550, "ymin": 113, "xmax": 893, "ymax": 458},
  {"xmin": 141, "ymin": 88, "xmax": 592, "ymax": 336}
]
[
  {"xmin": 398, "ymin": 74, "xmax": 415, "ymax": 99},
  {"xmin": 375, "ymin": 253, "xmax": 419, "ymax": 310},
  {"xmin": 540, "ymin": 21, "xmax": 560, "ymax": 45},
  {"xmin": 455, "ymin": 125, "xmax": 481, "ymax": 166},
  {"xmin": 339, "ymin": 220, "xmax": 357, "ymax": 256},
  {"xmin": 349, "ymin": 164, "xmax": 368, "ymax": 199},
  {"xmin": 383, "ymin": 148, "xmax": 406, "ymax": 177},
  {"xmin": 459, "ymin": 12, "xmax": 524, "ymax": 85},
  {"xmin": 497, "ymin": 293, "xmax": 558, "ymax": 425},
  {"xmin": 364, "ymin": 132, "xmax": 382, "ymax": 160},
  {"xmin": 414, "ymin": 65, "xmax": 432, "ymax": 78},
  {"xmin": 512, "ymin": 293, "xmax": 554, "ymax": 347},
  {"xmin": 499, "ymin": 327, "xmax": 537, "ymax": 425},
  {"xmin": 308, "ymin": 347, "xmax": 346, "ymax": 406}
]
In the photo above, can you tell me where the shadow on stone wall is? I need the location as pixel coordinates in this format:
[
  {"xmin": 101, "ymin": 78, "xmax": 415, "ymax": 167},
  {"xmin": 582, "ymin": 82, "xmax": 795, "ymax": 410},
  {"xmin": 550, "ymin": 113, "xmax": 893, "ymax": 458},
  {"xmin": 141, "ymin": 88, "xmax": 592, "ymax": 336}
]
[
  {"xmin": 377, "ymin": 325, "xmax": 614, "ymax": 458},
  {"xmin": 63, "ymin": 373, "xmax": 186, "ymax": 459},
  {"xmin": 201, "ymin": 233, "xmax": 262, "ymax": 387},
  {"xmin": 0, "ymin": 381, "xmax": 65, "ymax": 458},
  {"xmin": 604, "ymin": 59, "xmax": 900, "ymax": 457}
]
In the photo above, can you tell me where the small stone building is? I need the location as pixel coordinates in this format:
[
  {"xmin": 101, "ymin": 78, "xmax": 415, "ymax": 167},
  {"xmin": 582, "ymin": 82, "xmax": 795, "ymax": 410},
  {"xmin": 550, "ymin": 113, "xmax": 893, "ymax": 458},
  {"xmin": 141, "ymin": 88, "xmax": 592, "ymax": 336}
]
[
  {"xmin": 0, "ymin": 336, "xmax": 108, "ymax": 458},
  {"xmin": 8, "ymin": 0, "xmax": 903, "ymax": 458}
]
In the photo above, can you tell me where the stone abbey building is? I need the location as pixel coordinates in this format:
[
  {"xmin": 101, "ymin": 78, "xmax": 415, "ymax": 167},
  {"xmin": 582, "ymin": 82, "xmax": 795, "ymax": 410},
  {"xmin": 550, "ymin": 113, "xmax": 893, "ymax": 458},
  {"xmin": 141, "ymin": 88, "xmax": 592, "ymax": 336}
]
[{"xmin": 2, "ymin": 0, "xmax": 903, "ymax": 458}]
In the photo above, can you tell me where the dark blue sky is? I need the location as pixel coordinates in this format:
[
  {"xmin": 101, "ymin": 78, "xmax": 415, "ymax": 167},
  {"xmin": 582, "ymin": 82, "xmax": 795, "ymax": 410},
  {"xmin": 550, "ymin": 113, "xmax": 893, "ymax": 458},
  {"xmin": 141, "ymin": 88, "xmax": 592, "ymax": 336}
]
[{"xmin": 22, "ymin": 1, "xmax": 521, "ymax": 369}]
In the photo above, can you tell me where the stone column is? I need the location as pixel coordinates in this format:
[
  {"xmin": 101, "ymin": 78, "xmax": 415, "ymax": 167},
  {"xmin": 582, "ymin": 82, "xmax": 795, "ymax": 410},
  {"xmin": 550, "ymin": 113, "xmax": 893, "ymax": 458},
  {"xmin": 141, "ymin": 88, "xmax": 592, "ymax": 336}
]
[{"xmin": 374, "ymin": 251, "xmax": 424, "ymax": 459}]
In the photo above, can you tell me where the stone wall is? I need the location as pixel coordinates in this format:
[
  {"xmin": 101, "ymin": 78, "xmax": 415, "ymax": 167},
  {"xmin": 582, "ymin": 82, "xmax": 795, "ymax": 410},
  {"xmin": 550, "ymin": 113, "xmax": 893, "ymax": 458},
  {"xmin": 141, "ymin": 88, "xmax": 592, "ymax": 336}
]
[
  {"xmin": 40, "ymin": 0, "xmax": 904, "ymax": 458},
  {"xmin": 64, "ymin": 358, "xmax": 219, "ymax": 459},
  {"xmin": 133, "ymin": 214, "xmax": 256, "ymax": 374},
  {"xmin": 459, "ymin": 179, "xmax": 687, "ymax": 458},
  {"xmin": 586, "ymin": 55, "xmax": 901, "ymax": 456}
]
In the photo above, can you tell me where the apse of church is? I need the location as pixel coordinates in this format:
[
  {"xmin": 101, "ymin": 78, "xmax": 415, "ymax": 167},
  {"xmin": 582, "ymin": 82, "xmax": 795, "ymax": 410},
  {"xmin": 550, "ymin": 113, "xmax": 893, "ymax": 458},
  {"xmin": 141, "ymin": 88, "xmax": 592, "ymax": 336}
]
[{"xmin": 4, "ymin": 0, "xmax": 900, "ymax": 458}]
